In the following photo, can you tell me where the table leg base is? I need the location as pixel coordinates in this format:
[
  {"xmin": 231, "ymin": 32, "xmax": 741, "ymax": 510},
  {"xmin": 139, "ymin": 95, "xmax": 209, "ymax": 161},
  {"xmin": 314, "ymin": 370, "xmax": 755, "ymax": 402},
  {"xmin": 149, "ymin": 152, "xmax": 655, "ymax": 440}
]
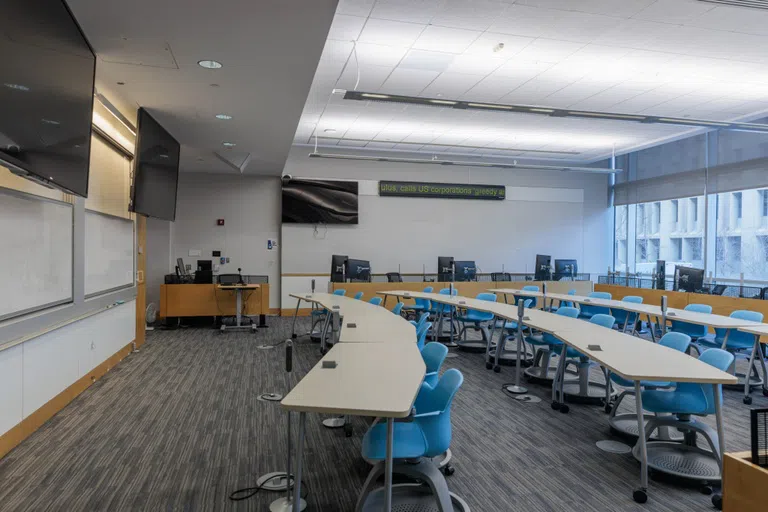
[{"xmin": 270, "ymin": 497, "xmax": 307, "ymax": 512}]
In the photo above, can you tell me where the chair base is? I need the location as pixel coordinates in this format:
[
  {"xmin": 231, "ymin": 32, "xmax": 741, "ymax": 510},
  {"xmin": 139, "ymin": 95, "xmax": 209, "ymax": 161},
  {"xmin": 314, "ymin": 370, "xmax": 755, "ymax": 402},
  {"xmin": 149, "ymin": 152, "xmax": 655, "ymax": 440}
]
[
  {"xmin": 562, "ymin": 380, "xmax": 613, "ymax": 405},
  {"xmin": 359, "ymin": 484, "xmax": 470, "ymax": 512},
  {"xmin": 722, "ymin": 371, "xmax": 763, "ymax": 391},
  {"xmin": 609, "ymin": 413, "xmax": 684, "ymax": 442},
  {"xmin": 633, "ymin": 441, "xmax": 721, "ymax": 482},
  {"xmin": 456, "ymin": 340, "xmax": 487, "ymax": 352},
  {"xmin": 487, "ymin": 348, "xmax": 533, "ymax": 367},
  {"xmin": 523, "ymin": 365, "xmax": 558, "ymax": 383}
]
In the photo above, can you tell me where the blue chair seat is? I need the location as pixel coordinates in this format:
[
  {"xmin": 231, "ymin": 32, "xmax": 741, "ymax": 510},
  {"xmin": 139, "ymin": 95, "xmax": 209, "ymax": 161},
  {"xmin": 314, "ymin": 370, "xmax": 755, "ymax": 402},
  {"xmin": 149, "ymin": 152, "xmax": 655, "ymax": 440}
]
[
  {"xmin": 641, "ymin": 388, "xmax": 708, "ymax": 415},
  {"xmin": 404, "ymin": 304, "xmax": 427, "ymax": 311},
  {"xmin": 611, "ymin": 373, "xmax": 672, "ymax": 389},
  {"xmin": 697, "ymin": 333, "xmax": 754, "ymax": 351},
  {"xmin": 457, "ymin": 312, "xmax": 493, "ymax": 323},
  {"xmin": 362, "ymin": 421, "xmax": 428, "ymax": 460},
  {"xmin": 524, "ymin": 333, "xmax": 548, "ymax": 346}
]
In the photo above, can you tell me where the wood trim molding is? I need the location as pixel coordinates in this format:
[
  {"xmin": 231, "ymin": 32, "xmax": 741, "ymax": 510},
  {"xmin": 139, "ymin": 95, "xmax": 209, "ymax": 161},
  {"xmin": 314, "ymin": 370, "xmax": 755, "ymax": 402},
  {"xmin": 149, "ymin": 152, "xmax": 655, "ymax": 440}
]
[
  {"xmin": 281, "ymin": 273, "xmax": 331, "ymax": 277},
  {"xmin": 0, "ymin": 340, "xmax": 134, "ymax": 459},
  {"xmin": 280, "ymin": 308, "xmax": 313, "ymax": 317},
  {"xmin": 268, "ymin": 308, "xmax": 280, "ymax": 315}
]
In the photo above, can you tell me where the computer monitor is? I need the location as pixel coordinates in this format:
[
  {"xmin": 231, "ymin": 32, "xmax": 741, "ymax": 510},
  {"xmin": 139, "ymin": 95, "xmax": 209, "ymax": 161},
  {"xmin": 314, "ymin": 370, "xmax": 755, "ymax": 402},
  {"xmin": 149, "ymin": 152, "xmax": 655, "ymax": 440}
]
[
  {"xmin": 553, "ymin": 259, "xmax": 577, "ymax": 280},
  {"xmin": 346, "ymin": 259, "xmax": 371, "ymax": 282},
  {"xmin": 454, "ymin": 261, "xmax": 477, "ymax": 282},
  {"xmin": 437, "ymin": 256, "xmax": 454, "ymax": 282},
  {"xmin": 534, "ymin": 254, "xmax": 552, "ymax": 281},
  {"xmin": 197, "ymin": 260, "xmax": 212, "ymax": 272},
  {"xmin": 676, "ymin": 266, "xmax": 705, "ymax": 293},
  {"xmin": 177, "ymin": 257, "xmax": 189, "ymax": 276},
  {"xmin": 655, "ymin": 260, "xmax": 666, "ymax": 290},
  {"xmin": 195, "ymin": 259, "xmax": 213, "ymax": 284},
  {"xmin": 330, "ymin": 255, "xmax": 348, "ymax": 283}
]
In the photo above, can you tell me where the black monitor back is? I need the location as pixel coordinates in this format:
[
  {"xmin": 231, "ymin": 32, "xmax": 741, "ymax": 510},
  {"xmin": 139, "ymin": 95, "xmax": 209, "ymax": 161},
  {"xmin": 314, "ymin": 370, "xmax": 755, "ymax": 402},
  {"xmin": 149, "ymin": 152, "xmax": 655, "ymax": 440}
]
[
  {"xmin": 197, "ymin": 260, "xmax": 213, "ymax": 271},
  {"xmin": 454, "ymin": 261, "xmax": 476, "ymax": 282},
  {"xmin": 194, "ymin": 270, "xmax": 213, "ymax": 284},
  {"xmin": 346, "ymin": 259, "xmax": 371, "ymax": 282},
  {"xmin": 330, "ymin": 255, "xmax": 348, "ymax": 283},
  {"xmin": 655, "ymin": 260, "xmax": 666, "ymax": 290},
  {"xmin": 386, "ymin": 272, "xmax": 403, "ymax": 283},
  {"xmin": 218, "ymin": 274, "xmax": 242, "ymax": 285},
  {"xmin": 677, "ymin": 267, "xmax": 704, "ymax": 293},
  {"xmin": 553, "ymin": 259, "xmax": 577, "ymax": 280},
  {"xmin": 534, "ymin": 254, "xmax": 552, "ymax": 281},
  {"xmin": 437, "ymin": 256, "xmax": 454, "ymax": 282}
]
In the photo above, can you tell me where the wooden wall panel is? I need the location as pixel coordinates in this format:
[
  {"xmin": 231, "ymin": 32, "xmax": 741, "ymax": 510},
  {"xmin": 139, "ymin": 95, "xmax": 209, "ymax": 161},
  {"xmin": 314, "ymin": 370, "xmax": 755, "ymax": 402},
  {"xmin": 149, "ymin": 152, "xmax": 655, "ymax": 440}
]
[
  {"xmin": 160, "ymin": 284, "xmax": 270, "ymax": 318},
  {"xmin": 723, "ymin": 451, "xmax": 768, "ymax": 512}
]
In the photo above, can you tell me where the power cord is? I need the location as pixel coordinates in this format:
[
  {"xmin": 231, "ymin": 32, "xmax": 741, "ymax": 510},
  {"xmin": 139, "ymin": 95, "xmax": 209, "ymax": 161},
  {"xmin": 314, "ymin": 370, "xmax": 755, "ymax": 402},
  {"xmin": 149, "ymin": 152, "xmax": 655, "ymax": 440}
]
[{"xmin": 229, "ymin": 473, "xmax": 310, "ymax": 502}]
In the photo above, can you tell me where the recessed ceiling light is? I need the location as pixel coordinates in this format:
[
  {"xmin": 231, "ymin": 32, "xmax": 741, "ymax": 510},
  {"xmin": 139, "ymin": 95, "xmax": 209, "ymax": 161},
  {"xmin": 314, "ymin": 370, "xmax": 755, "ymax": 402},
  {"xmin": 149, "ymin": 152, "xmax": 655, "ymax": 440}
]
[
  {"xmin": 492, "ymin": 42, "xmax": 505, "ymax": 53},
  {"xmin": 4, "ymin": 83, "xmax": 29, "ymax": 91},
  {"xmin": 215, "ymin": 114, "xmax": 232, "ymax": 120},
  {"xmin": 198, "ymin": 60, "xmax": 223, "ymax": 69},
  {"xmin": 222, "ymin": 142, "xmax": 236, "ymax": 147}
]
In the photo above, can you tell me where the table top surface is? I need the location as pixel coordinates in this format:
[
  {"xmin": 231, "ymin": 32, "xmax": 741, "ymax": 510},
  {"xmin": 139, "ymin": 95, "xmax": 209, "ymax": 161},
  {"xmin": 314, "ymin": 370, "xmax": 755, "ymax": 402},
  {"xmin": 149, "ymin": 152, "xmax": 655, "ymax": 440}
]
[
  {"xmin": 281, "ymin": 342, "xmax": 426, "ymax": 416},
  {"xmin": 217, "ymin": 284, "xmax": 261, "ymax": 290},
  {"xmin": 385, "ymin": 290, "xmax": 737, "ymax": 384},
  {"xmin": 736, "ymin": 323, "xmax": 768, "ymax": 339},
  {"xmin": 290, "ymin": 293, "xmax": 416, "ymax": 344}
]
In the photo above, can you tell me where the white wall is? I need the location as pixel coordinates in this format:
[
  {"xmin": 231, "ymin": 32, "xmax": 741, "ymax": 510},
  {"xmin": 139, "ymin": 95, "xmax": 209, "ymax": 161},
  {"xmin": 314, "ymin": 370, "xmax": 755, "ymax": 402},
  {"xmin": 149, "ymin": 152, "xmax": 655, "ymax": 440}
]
[
  {"xmin": 280, "ymin": 147, "xmax": 612, "ymax": 306},
  {"xmin": 171, "ymin": 173, "xmax": 282, "ymax": 308},
  {"xmin": 146, "ymin": 217, "xmax": 171, "ymax": 309},
  {"xmin": 0, "ymin": 300, "xmax": 135, "ymax": 437}
]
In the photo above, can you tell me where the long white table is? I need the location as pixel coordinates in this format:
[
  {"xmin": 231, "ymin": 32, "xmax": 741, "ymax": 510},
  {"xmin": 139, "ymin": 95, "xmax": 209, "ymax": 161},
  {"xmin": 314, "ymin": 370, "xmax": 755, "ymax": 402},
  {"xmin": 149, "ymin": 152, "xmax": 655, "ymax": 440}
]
[
  {"xmin": 283, "ymin": 293, "xmax": 423, "ymax": 512},
  {"xmin": 381, "ymin": 289, "xmax": 738, "ymax": 503}
]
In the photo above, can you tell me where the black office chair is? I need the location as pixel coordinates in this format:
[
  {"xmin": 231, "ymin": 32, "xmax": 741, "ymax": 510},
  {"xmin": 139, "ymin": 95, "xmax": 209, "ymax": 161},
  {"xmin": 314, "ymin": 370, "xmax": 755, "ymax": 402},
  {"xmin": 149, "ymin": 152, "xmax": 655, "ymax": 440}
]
[
  {"xmin": 386, "ymin": 272, "xmax": 403, "ymax": 283},
  {"xmin": 710, "ymin": 284, "xmax": 727, "ymax": 296},
  {"xmin": 491, "ymin": 272, "xmax": 510, "ymax": 282},
  {"xmin": 218, "ymin": 274, "xmax": 243, "ymax": 285}
]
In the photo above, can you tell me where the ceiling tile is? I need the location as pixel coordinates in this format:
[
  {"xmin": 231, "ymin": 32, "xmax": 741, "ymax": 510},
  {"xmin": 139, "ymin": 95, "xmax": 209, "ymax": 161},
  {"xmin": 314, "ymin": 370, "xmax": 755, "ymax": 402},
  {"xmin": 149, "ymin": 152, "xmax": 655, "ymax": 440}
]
[
  {"xmin": 357, "ymin": 18, "xmax": 425, "ymax": 47},
  {"xmin": 463, "ymin": 75, "xmax": 529, "ymax": 102},
  {"xmin": 336, "ymin": 64, "xmax": 394, "ymax": 91},
  {"xmin": 689, "ymin": 5, "xmax": 768, "ymax": 36},
  {"xmin": 337, "ymin": 139, "xmax": 369, "ymax": 147},
  {"xmin": 633, "ymin": 0, "xmax": 715, "ymax": 24},
  {"xmin": 420, "ymin": 72, "xmax": 485, "ymax": 97},
  {"xmin": 354, "ymin": 43, "xmax": 408, "ymax": 67},
  {"xmin": 463, "ymin": 31, "xmax": 534, "ymax": 56},
  {"xmin": 445, "ymin": 54, "xmax": 505, "ymax": 75},
  {"xmin": 494, "ymin": 59, "xmax": 553, "ymax": 81},
  {"xmin": 515, "ymin": 0, "xmax": 654, "ymax": 17},
  {"xmin": 568, "ymin": 86, "xmax": 647, "ymax": 111},
  {"xmin": 429, "ymin": 0, "xmax": 508, "ymax": 31},
  {"xmin": 336, "ymin": 0, "xmax": 376, "ymax": 17},
  {"xmin": 369, "ymin": 0, "xmax": 443, "ymax": 24},
  {"xmin": 327, "ymin": 14, "xmax": 366, "ymax": 41},
  {"xmin": 514, "ymin": 38, "xmax": 585, "ymax": 62},
  {"xmin": 500, "ymin": 78, "xmax": 571, "ymax": 104},
  {"xmin": 543, "ymin": 82, "xmax": 610, "ymax": 108},
  {"xmin": 380, "ymin": 68, "xmax": 440, "ymax": 95},
  {"xmin": 412, "ymin": 26, "xmax": 482, "ymax": 54},
  {"xmin": 399, "ymin": 50, "xmax": 455, "ymax": 72}
]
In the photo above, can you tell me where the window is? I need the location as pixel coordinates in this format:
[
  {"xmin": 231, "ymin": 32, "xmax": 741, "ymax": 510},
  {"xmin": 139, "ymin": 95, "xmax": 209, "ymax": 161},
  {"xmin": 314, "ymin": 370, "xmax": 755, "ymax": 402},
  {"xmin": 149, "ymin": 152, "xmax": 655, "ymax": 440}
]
[
  {"xmin": 649, "ymin": 239, "xmax": 660, "ymax": 260},
  {"xmin": 672, "ymin": 238, "xmax": 682, "ymax": 260},
  {"xmin": 637, "ymin": 203, "xmax": 646, "ymax": 234},
  {"xmin": 614, "ymin": 204, "xmax": 628, "ymax": 272},
  {"xmin": 672, "ymin": 200, "xmax": 679, "ymax": 223},
  {"xmin": 760, "ymin": 236, "xmax": 768, "ymax": 263},
  {"xmin": 637, "ymin": 239, "xmax": 648, "ymax": 262},
  {"xmin": 653, "ymin": 202, "xmax": 661, "ymax": 233},
  {"xmin": 734, "ymin": 192, "xmax": 743, "ymax": 219},
  {"xmin": 691, "ymin": 198, "xmax": 698, "ymax": 222},
  {"xmin": 761, "ymin": 190, "xmax": 768, "ymax": 217}
]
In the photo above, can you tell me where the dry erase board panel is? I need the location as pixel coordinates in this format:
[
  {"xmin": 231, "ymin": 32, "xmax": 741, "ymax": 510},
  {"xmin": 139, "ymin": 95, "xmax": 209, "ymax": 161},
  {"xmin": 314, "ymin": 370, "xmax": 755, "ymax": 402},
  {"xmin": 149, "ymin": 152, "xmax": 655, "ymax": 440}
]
[
  {"xmin": 0, "ymin": 188, "xmax": 73, "ymax": 321},
  {"xmin": 85, "ymin": 211, "xmax": 134, "ymax": 297}
]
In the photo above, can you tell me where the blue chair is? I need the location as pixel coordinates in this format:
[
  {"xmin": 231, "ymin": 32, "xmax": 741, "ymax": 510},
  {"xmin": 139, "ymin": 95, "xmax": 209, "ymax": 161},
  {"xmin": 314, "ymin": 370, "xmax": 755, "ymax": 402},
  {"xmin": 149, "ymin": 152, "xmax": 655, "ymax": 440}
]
[
  {"xmin": 610, "ymin": 296, "xmax": 643, "ymax": 333},
  {"xmin": 456, "ymin": 292, "xmax": 497, "ymax": 351},
  {"xmin": 392, "ymin": 302, "xmax": 405, "ymax": 316},
  {"xmin": 358, "ymin": 369, "xmax": 464, "ymax": 510},
  {"xmin": 369, "ymin": 296, "xmax": 383, "ymax": 306},
  {"xmin": 422, "ymin": 340, "xmax": 447, "ymax": 388},
  {"xmin": 430, "ymin": 288, "xmax": 458, "ymax": 341},
  {"xmin": 578, "ymin": 291, "xmax": 611, "ymax": 320},
  {"xmin": 354, "ymin": 291, "xmax": 364, "ymax": 300},
  {"xmin": 607, "ymin": 332, "xmax": 692, "ymax": 439},
  {"xmin": 669, "ymin": 303, "xmax": 711, "ymax": 341},
  {"xmin": 514, "ymin": 285, "xmax": 539, "ymax": 309},
  {"xmin": 310, "ymin": 288, "xmax": 346, "ymax": 334},
  {"xmin": 523, "ymin": 306, "xmax": 579, "ymax": 382},
  {"xmin": 696, "ymin": 310, "xmax": 766, "ymax": 404},
  {"xmin": 415, "ymin": 311, "xmax": 430, "ymax": 332},
  {"xmin": 634, "ymin": 349, "xmax": 735, "ymax": 479},
  {"xmin": 551, "ymin": 289, "xmax": 576, "ymax": 312},
  {"xmin": 403, "ymin": 286, "xmax": 433, "ymax": 318},
  {"xmin": 415, "ymin": 321, "xmax": 432, "ymax": 351}
]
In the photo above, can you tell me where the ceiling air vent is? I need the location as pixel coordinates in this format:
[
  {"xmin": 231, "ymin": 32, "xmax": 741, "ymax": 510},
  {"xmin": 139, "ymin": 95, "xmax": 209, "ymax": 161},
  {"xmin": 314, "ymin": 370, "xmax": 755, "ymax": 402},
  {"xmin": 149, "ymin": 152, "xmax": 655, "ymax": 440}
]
[{"xmin": 698, "ymin": 0, "xmax": 768, "ymax": 9}]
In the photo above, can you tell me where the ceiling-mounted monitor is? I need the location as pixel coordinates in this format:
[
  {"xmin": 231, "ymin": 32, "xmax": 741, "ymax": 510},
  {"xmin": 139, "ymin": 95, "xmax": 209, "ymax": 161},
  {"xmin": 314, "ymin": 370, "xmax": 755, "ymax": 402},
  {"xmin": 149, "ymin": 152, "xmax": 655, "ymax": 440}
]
[
  {"xmin": 282, "ymin": 179, "xmax": 359, "ymax": 224},
  {"xmin": 0, "ymin": 0, "xmax": 96, "ymax": 197},
  {"xmin": 130, "ymin": 108, "xmax": 181, "ymax": 221}
]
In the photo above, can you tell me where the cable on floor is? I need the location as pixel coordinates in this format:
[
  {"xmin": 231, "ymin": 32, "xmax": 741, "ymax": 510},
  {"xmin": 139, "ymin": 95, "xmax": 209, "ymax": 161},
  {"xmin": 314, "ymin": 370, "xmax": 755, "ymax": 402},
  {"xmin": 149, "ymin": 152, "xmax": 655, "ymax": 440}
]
[{"xmin": 229, "ymin": 473, "xmax": 310, "ymax": 502}]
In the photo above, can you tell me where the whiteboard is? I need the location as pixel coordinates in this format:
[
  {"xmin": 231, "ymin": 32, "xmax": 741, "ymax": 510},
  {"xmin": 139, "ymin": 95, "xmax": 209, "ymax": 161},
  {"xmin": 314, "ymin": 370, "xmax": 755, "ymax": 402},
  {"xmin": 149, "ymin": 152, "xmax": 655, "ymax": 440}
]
[
  {"xmin": 85, "ymin": 210, "xmax": 134, "ymax": 297},
  {"xmin": 0, "ymin": 189, "xmax": 73, "ymax": 320}
]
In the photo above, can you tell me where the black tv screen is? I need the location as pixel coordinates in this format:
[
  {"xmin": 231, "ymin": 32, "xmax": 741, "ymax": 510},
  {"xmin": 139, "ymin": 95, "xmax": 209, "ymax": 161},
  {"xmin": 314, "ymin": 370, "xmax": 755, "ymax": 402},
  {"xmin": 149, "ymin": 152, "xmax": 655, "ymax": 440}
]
[
  {"xmin": 282, "ymin": 179, "xmax": 358, "ymax": 224},
  {"xmin": 130, "ymin": 108, "xmax": 180, "ymax": 221},
  {"xmin": 0, "ymin": 0, "xmax": 96, "ymax": 197}
]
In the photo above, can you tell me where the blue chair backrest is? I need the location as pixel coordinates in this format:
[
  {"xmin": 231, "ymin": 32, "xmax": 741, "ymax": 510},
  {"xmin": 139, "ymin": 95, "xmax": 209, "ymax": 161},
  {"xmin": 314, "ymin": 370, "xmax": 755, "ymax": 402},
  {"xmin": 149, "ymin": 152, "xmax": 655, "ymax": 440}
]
[
  {"xmin": 435, "ymin": 288, "xmax": 457, "ymax": 313},
  {"xmin": 333, "ymin": 289, "xmax": 346, "ymax": 296},
  {"xmin": 522, "ymin": 285, "xmax": 540, "ymax": 292},
  {"xmin": 467, "ymin": 292, "xmax": 496, "ymax": 321},
  {"xmin": 413, "ymin": 368, "xmax": 463, "ymax": 458},
  {"xmin": 392, "ymin": 302, "xmax": 404, "ymax": 315},
  {"xmin": 670, "ymin": 304, "xmax": 712, "ymax": 338},
  {"xmin": 622, "ymin": 295, "xmax": 643, "ymax": 304},
  {"xmin": 589, "ymin": 314, "xmax": 616, "ymax": 329},
  {"xmin": 658, "ymin": 332, "xmax": 692, "ymax": 353},
  {"xmin": 421, "ymin": 341, "xmax": 448, "ymax": 374},
  {"xmin": 590, "ymin": 292, "xmax": 611, "ymax": 299},
  {"xmin": 581, "ymin": 291, "xmax": 611, "ymax": 316},
  {"xmin": 416, "ymin": 322, "xmax": 432, "ymax": 350},
  {"xmin": 416, "ymin": 312, "xmax": 430, "ymax": 331},
  {"xmin": 676, "ymin": 348, "xmax": 734, "ymax": 415},
  {"xmin": 354, "ymin": 291, "xmax": 364, "ymax": 300},
  {"xmin": 612, "ymin": 295, "xmax": 643, "ymax": 323},
  {"xmin": 714, "ymin": 310, "xmax": 764, "ymax": 346},
  {"xmin": 518, "ymin": 285, "xmax": 539, "ymax": 308},
  {"xmin": 542, "ymin": 307, "xmax": 579, "ymax": 344},
  {"xmin": 414, "ymin": 289, "xmax": 431, "ymax": 309},
  {"xmin": 369, "ymin": 296, "xmax": 382, "ymax": 306},
  {"xmin": 560, "ymin": 289, "xmax": 577, "ymax": 308},
  {"xmin": 423, "ymin": 286, "xmax": 433, "ymax": 293}
]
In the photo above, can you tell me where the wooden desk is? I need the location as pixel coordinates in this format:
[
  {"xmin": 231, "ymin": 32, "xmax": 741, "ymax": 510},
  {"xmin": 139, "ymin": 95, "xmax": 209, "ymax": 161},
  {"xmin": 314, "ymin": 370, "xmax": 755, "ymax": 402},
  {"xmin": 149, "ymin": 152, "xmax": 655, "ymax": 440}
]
[
  {"xmin": 722, "ymin": 451, "xmax": 768, "ymax": 511},
  {"xmin": 159, "ymin": 283, "xmax": 270, "ymax": 321}
]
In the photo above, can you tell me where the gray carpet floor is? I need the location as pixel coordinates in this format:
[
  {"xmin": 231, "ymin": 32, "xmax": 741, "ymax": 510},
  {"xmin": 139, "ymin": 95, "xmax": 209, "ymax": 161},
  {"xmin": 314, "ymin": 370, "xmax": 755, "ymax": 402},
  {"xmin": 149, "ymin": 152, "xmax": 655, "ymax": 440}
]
[{"xmin": 0, "ymin": 316, "xmax": 765, "ymax": 512}]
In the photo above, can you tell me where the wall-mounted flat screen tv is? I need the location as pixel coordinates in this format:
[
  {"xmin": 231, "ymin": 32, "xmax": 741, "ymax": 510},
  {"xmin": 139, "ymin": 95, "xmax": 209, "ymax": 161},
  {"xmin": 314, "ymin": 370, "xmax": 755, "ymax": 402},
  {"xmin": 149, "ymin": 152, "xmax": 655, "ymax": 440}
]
[
  {"xmin": 129, "ymin": 108, "xmax": 181, "ymax": 221},
  {"xmin": 0, "ymin": 0, "xmax": 96, "ymax": 197},
  {"xmin": 282, "ymin": 179, "xmax": 359, "ymax": 224}
]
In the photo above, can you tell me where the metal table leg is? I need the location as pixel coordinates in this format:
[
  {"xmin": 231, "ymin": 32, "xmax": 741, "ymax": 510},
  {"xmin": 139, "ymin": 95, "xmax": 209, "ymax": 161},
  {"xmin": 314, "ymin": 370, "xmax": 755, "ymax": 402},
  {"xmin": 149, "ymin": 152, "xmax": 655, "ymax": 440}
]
[
  {"xmin": 291, "ymin": 300, "xmax": 301, "ymax": 338},
  {"xmin": 719, "ymin": 329, "xmax": 731, "ymax": 350},
  {"xmin": 712, "ymin": 383, "xmax": 725, "ymax": 508},
  {"xmin": 485, "ymin": 315, "xmax": 498, "ymax": 368},
  {"xmin": 292, "ymin": 412, "xmax": 306, "ymax": 512},
  {"xmin": 385, "ymin": 418, "xmax": 394, "ymax": 512},
  {"xmin": 551, "ymin": 342, "xmax": 568, "ymax": 410},
  {"xmin": 235, "ymin": 288, "xmax": 243, "ymax": 327},
  {"xmin": 633, "ymin": 381, "xmax": 649, "ymax": 503},
  {"xmin": 744, "ymin": 339, "xmax": 759, "ymax": 401}
]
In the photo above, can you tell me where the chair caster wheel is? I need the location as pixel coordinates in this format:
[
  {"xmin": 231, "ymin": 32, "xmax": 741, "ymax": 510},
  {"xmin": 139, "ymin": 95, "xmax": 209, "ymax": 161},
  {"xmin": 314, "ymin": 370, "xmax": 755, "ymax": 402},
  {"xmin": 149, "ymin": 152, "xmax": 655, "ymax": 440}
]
[
  {"xmin": 559, "ymin": 404, "xmax": 570, "ymax": 414},
  {"xmin": 700, "ymin": 485, "xmax": 713, "ymax": 496},
  {"xmin": 604, "ymin": 403, "xmax": 612, "ymax": 414},
  {"xmin": 743, "ymin": 396, "xmax": 753, "ymax": 405},
  {"xmin": 344, "ymin": 425, "xmax": 353, "ymax": 438},
  {"xmin": 712, "ymin": 493, "xmax": 722, "ymax": 510},
  {"xmin": 632, "ymin": 489, "xmax": 647, "ymax": 504},
  {"xmin": 493, "ymin": 366, "xmax": 500, "ymax": 373},
  {"xmin": 551, "ymin": 401, "xmax": 560, "ymax": 411},
  {"xmin": 485, "ymin": 362, "xmax": 493, "ymax": 370},
  {"xmin": 763, "ymin": 388, "xmax": 768, "ymax": 397},
  {"xmin": 442, "ymin": 464, "xmax": 455, "ymax": 476},
  {"xmin": 291, "ymin": 334, "xmax": 297, "ymax": 339}
]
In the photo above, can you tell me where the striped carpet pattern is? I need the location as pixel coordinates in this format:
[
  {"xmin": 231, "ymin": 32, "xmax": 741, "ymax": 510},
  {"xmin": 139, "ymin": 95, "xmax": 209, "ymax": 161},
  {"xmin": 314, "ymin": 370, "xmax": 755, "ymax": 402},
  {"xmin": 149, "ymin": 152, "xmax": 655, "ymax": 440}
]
[{"xmin": 0, "ymin": 316, "xmax": 765, "ymax": 511}]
